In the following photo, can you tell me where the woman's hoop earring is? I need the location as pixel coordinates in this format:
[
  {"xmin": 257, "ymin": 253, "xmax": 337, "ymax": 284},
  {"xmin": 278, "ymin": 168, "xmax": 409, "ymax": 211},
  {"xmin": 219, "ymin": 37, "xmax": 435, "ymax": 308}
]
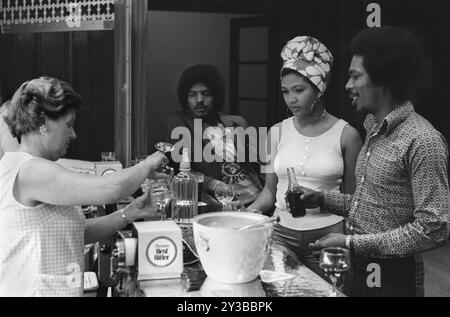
[
  {"xmin": 311, "ymin": 100, "xmax": 326, "ymax": 120},
  {"xmin": 310, "ymin": 100, "xmax": 318, "ymax": 114}
]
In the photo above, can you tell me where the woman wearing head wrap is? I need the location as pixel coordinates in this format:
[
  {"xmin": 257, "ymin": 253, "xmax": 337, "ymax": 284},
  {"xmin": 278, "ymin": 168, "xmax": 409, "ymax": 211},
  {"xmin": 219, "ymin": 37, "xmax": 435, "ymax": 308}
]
[
  {"xmin": 246, "ymin": 36, "xmax": 362, "ymax": 272},
  {"xmin": 0, "ymin": 77, "xmax": 166, "ymax": 296}
]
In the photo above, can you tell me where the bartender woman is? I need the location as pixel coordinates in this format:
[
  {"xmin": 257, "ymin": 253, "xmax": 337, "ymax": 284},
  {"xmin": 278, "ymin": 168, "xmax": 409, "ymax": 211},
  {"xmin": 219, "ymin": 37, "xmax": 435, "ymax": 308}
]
[{"xmin": 0, "ymin": 77, "xmax": 165, "ymax": 296}]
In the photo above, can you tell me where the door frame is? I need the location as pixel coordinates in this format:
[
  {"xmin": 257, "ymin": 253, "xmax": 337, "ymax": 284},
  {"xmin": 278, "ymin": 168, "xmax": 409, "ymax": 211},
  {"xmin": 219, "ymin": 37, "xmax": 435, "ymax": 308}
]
[{"xmin": 229, "ymin": 15, "xmax": 280, "ymax": 127}]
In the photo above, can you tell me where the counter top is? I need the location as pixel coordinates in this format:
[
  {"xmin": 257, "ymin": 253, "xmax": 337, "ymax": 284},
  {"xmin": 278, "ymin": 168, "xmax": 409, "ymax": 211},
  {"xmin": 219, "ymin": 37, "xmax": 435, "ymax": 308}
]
[{"xmin": 118, "ymin": 243, "xmax": 343, "ymax": 297}]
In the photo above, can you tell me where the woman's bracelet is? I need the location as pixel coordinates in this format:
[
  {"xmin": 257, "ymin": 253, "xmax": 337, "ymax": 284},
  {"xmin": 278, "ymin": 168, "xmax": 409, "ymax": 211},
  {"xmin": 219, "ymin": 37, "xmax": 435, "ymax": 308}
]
[{"xmin": 118, "ymin": 208, "xmax": 131, "ymax": 225}]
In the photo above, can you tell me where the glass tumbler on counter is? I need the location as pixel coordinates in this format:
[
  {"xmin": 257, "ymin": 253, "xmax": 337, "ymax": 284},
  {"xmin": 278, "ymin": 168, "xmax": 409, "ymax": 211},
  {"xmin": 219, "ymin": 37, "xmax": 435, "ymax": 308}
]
[
  {"xmin": 141, "ymin": 178, "xmax": 155, "ymax": 194},
  {"xmin": 150, "ymin": 181, "xmax": 173, "ymax": 220},
  {"xmin": 101, "ymin": 151, "xmax": 115, "ymax": 162}
]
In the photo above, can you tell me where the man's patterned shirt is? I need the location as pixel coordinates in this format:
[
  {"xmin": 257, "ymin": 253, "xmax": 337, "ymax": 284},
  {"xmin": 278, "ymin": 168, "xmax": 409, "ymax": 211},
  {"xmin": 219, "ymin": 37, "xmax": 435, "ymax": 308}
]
[{"xmin": 323, "ymin": 102, "xmax": 450, "ymax": 257}]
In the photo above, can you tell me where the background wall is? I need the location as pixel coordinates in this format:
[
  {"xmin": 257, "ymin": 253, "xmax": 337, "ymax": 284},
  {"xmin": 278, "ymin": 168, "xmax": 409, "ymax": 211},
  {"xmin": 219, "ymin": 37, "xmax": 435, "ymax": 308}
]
[
  {"xmin": 146, "ymin": 11, "xmax": 251, "ymax": 149},
  {"xmin": 272, "ymin": 0, "xmax": 450, "ymax": 143},
  {"xmin": 0, "ymin": 31, "xmax": 115, "ymax": 162},
  {"xmin": 1, "ymin": 0, "xmax": 449, "ymax": 164}
]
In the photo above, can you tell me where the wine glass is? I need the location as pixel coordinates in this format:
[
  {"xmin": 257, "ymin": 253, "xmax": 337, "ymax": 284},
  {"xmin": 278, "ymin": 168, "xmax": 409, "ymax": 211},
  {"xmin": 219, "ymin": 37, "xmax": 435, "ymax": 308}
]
[
  {"xmin": 319, "ymin": 247, "xmax": 350, "ymax": 297},
  {"xmin": 155, "ymin": 142, "xmax": 175, "ymax": 153},
  {"xmin": 150, "ymin": 181, "xmax": 173, "ymax": 220},
  {"xmin": 214, "ymin": 183, "xmax": 235, "ymax": 211},
  {"xmin": 154, "ymin": 142, "xmax": 174, "ymax": 176}
]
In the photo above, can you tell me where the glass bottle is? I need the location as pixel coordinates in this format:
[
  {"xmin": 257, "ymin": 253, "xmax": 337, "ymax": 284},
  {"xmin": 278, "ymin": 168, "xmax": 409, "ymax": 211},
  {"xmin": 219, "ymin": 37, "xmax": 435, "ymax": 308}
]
[
  {"xmin": 285, "ymin": 167, "xmax": 306, "ymax": 218},
  {"xmin": 171, "ymin": 147, "xmax": 198, "ymax": 225}
]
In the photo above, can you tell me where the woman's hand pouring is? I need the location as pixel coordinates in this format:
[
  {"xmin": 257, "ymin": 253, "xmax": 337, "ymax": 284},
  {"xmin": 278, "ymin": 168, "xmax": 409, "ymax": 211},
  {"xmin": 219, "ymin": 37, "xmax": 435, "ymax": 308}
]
[
  {"xmin": 144, "ymin": 151, "xmax": 167, "ymax": 179},
  {"xmin": 124, "ymin": 191, "xmax": 162, "ymax": 222}
]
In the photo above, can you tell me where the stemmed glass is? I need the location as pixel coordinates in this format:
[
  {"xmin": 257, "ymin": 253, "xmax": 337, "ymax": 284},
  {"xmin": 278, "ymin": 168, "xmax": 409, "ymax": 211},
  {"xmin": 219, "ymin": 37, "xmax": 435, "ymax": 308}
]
[
  {"xmin": 214, "ymin": 183, "xmax": 235, "ymax": 211},
  {"xmin": 148, "ymin": 142, "xmax": 175, "ymax": 219},
  {"xmin": 154, "ymin": 142, "xmax": 174, "ymax": 177},
  {"xmin": 319, "ymin": 247, "xmax": 350, "ymax": 297},
  {"xmin": 155, "ymin": 142, "xmax": 175, "ymax": 154}
]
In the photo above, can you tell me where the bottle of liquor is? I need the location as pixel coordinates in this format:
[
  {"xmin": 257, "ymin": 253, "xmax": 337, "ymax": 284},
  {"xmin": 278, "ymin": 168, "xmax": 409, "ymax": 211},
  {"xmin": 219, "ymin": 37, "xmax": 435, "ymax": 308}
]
[
  {"xmin": 285, "ymin": 167, "xmax": 306, "ymax": 218},
  {"xmin": 171, "ymin": 147, "xmax": 198, "ymax": 225}
]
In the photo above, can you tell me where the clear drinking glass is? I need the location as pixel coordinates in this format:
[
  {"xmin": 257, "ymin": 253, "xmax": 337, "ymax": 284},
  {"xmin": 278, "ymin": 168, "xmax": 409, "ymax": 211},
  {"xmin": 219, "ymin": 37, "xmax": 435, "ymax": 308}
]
[
  {"xmin": 319, "ymin": 247, "xmax": 350, "ymax": 297},
  {"xmin": 101, "ymin": 151, "xmax": 115, "ymax": 162},
  {"xmin": 150, "ymin": 181, "xmax": 173, "ymax": 220},
  {"xmin": 214, "ymin": 183, "xmax": 235, "ymax": 211},
  {"xmin": 141, "ymin": 178, "xmax": 155, "ymax": 194}
]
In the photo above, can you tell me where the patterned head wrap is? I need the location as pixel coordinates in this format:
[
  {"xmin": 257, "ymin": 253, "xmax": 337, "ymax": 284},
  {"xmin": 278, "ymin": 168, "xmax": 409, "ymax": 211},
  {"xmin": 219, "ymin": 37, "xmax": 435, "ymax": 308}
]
[{"xmin": 281, "ymin": 36, "xmax": 334, "ymax": 96}]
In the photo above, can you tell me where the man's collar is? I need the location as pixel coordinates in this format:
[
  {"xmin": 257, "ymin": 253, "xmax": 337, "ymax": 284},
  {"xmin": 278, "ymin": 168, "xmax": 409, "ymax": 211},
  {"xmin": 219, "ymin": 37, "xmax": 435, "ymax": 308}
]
[
  {"xmin": 364, "ymin": 101, "xmax": 414, "ymax": 136},
  {"xmin": 182, "ymin": 109, "xmax": 220, "ymax": 126},
  {"xmin": 218, "ymin": 113, "xmax": 236, "ymax": 127}
]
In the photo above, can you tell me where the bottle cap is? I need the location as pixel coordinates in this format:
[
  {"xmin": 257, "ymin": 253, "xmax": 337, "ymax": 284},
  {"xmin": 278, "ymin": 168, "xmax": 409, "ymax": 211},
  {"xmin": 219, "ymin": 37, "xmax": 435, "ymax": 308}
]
[{"xmin": 180, "ymin": 147, "xmax": 191, "ymax": 171}]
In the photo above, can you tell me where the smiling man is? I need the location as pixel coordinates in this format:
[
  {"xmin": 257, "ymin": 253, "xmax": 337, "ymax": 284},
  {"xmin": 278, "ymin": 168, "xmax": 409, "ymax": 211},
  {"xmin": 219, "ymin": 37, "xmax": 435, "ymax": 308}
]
[{"xmin": 302, "ymin": 26, "xmax": 450, "ymax": 297}]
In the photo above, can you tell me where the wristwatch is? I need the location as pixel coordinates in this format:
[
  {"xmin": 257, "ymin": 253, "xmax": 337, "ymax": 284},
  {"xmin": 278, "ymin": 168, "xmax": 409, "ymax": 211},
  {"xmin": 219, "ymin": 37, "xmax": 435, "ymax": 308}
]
[{"xmin": 345, "ymin": 235, "xmax": 352, "ymax": 250}]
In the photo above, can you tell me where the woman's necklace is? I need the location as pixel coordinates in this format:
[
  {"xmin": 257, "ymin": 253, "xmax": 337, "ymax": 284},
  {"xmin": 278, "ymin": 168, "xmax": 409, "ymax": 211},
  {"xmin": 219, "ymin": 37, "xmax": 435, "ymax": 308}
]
[
  {"xmin": 297, "ymin": 109, "xmax": 326, "ymax": 178},
  {"xmin": 298, "ymin": 136, "xmax": 311, "ymax": 177}
]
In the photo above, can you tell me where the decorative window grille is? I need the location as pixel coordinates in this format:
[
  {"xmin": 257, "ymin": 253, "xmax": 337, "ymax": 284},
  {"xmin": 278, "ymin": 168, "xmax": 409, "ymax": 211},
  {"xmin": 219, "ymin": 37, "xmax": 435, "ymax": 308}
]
[{"xmin": 0, "ymin": 0, "xmax": 114, "ymax": 33}]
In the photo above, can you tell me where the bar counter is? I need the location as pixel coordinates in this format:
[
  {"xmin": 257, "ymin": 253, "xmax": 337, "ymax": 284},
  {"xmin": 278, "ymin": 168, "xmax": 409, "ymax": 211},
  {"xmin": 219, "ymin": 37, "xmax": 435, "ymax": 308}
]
[{"xmin": 117, "ymin": 243, "xmax": 343, "ymax": 297}]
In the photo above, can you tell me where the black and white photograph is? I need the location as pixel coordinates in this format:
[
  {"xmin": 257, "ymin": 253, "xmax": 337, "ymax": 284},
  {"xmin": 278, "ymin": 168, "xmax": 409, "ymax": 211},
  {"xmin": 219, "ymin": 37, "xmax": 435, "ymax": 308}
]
[{"xmin": 0, "ymin": 0, "xmax": 449, "ymax": 299}]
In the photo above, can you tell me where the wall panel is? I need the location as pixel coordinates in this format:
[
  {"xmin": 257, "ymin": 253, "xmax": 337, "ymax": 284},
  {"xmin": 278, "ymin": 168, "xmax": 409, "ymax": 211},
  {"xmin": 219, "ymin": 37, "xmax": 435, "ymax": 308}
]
[{"xmin": 0, "ymin": 30, "xmax": 114, "ymax": 162}]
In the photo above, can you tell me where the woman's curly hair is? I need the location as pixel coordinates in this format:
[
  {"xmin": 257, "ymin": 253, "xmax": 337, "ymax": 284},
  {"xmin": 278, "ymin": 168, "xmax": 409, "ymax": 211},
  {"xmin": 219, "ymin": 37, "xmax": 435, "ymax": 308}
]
[{"xmin": 4, "ymin": 77, "xmax": 83, "ymax": 142}]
